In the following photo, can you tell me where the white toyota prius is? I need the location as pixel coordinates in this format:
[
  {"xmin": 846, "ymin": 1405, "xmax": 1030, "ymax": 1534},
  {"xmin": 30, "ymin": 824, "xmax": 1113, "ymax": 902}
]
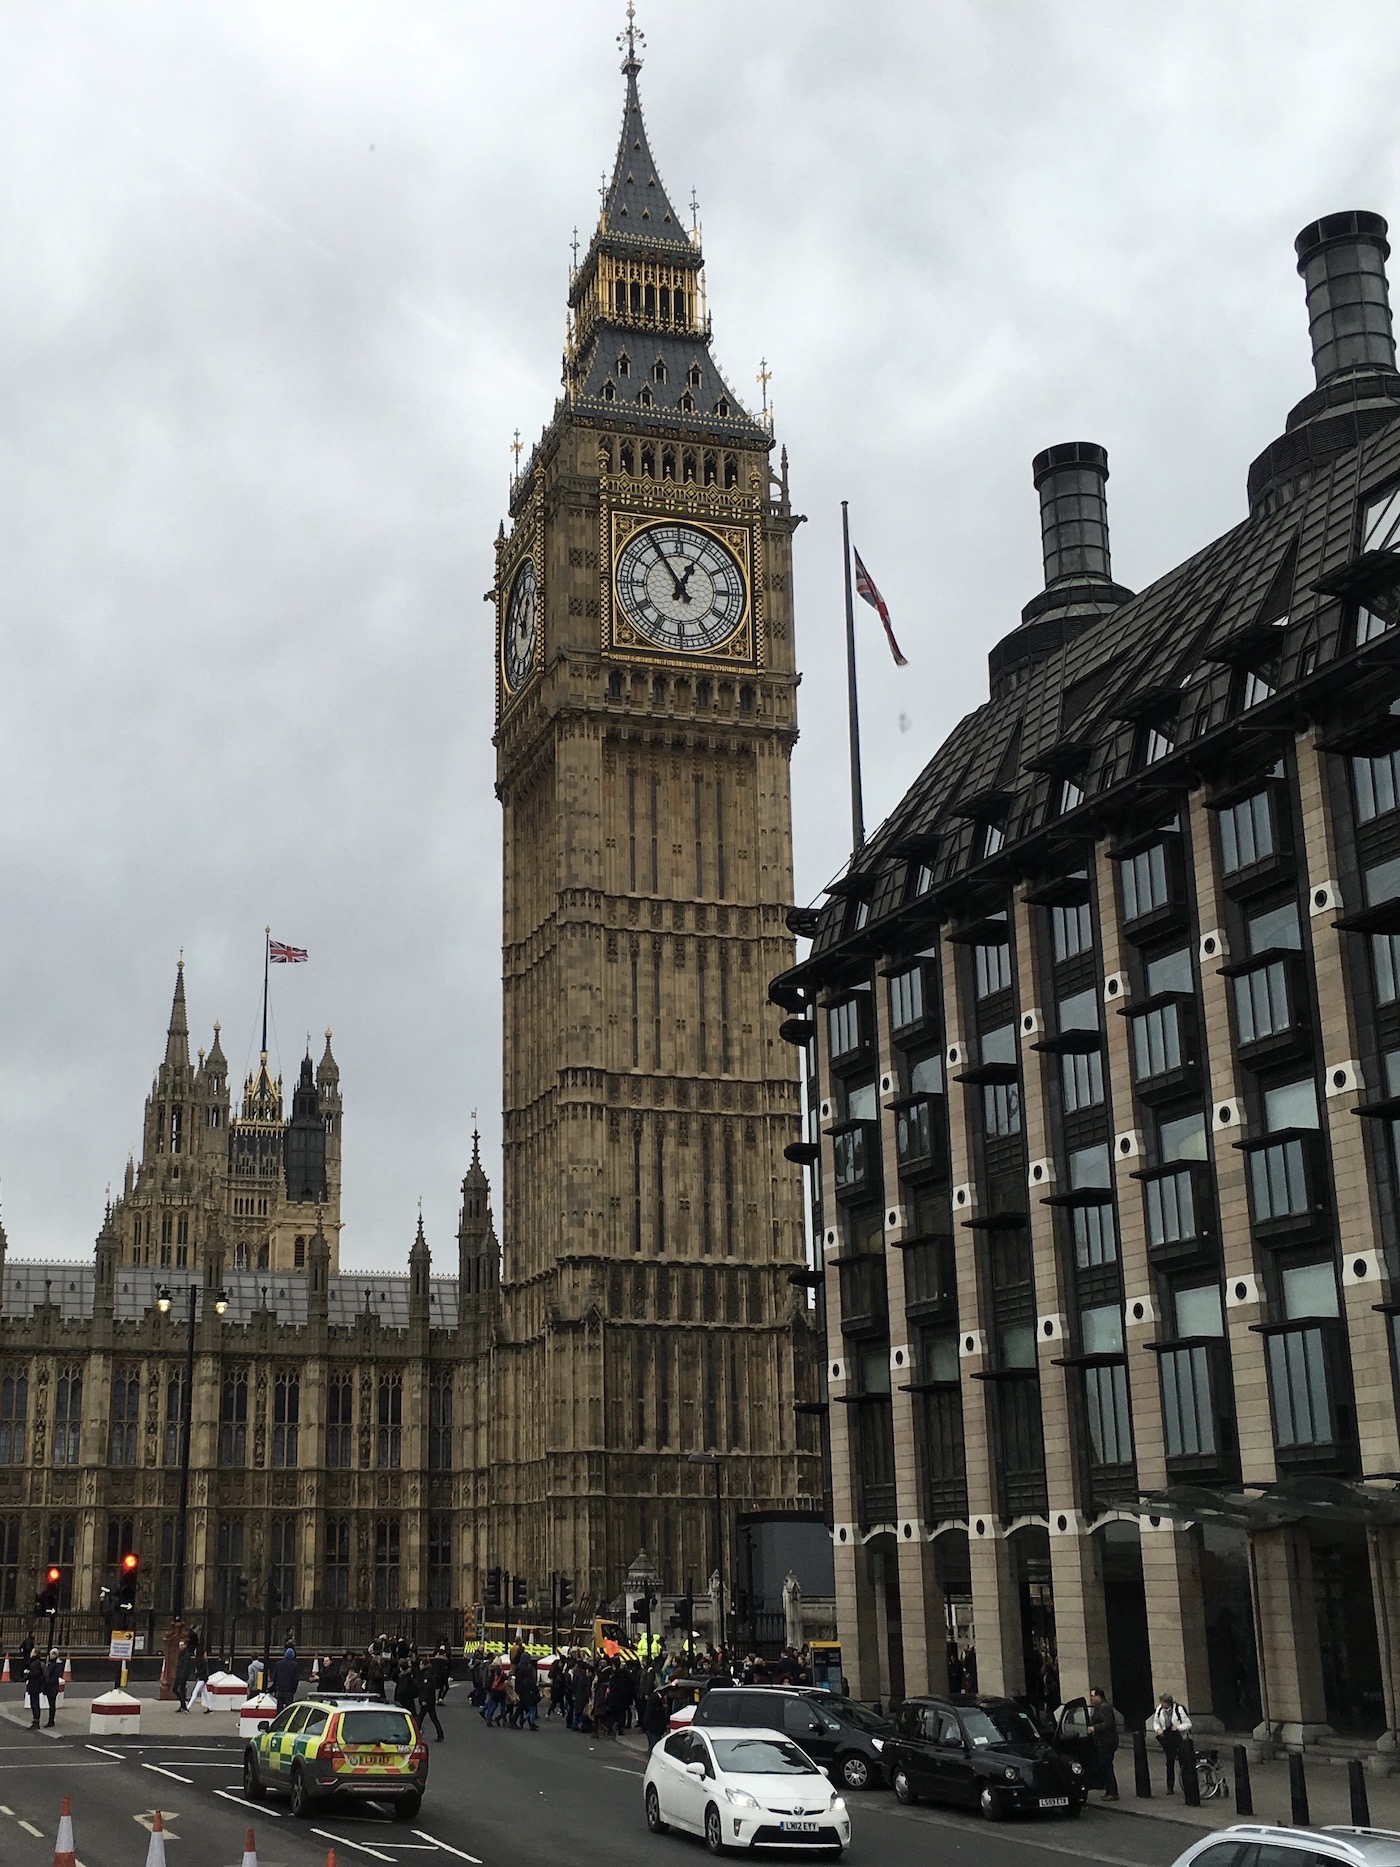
[{"xmin": 644, "ymin": 1723, "xmax": 852, "ymax": 1857}]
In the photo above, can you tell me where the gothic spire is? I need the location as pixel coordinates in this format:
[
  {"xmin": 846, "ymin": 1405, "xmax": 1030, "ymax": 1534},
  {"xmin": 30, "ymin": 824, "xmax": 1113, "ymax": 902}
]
[
  {"xmin": 205, "ymin": 1020, "xmax": 227, "ymax": 1073},
  {"xmin": 165, "ymin": 957, "xmax": 190, "ymax": 1067},
  {"xmin": 602, "ymin": 6, "xmax": 689, "ymax": 250}
]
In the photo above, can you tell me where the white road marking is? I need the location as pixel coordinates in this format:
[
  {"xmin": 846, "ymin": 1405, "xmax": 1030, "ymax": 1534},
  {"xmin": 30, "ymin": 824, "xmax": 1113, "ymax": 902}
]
[
  {"xmin": 213, "ymin": 1788, "xmax": 283, "ymax": 1816},
  {"xmin": 874, "ymin": 1803, "xmax": 1156, "ymax": 1867},
  {"xmin": 604, "ymin": 1764, "xmax": 642, "ymax": 1775},
  {"xmin": 0, "ymin": 1804, "xmax": 12, "ymax": 1813},
  {"xmin": 412, "ymin": 1834, "xmax": 483, "ymax": 1862},
  {"xmin": 86, "ymin": 1743, "xmax": 123, "ymax": 1759},
  {"xmin": 156, "ymin": 1760, "xmax": 231, "ymax": 1768},
  {"xmin": 310, "ymin": 1829, "xmax": 395, "ymax": 1861},
  {"xmin": 18, "ymin": 1820, "xmax": 43, "ymax": 1836},
  {"xmin": 142, "ymin": 1762, "xmax": 194, "ymax": 1784}
]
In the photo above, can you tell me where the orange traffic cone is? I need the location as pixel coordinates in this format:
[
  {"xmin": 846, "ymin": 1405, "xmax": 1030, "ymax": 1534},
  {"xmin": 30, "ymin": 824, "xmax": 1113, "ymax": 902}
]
[
  {"xmin": 52, "ymin": 1793, "xmax": 77, "ymax": 1867},
  {"xmin": 144, "ymin": 1807, "xmax": 167, "ymax": 1867},
  {"xmin": 325, "ymin": 1852, "xmax": 336, "ymax": 1867},
  {"xmin": 311, "ymin": 1655, "xmax": 319, "ymax": 1684},
  {"xmin": 1, "ymin": 1653, "xmax": 9, "ymax": 1684},
  {"xmin": 61, "ymin": 1654, "xmax": 71, "ymax": 1689},
  {"xmin": 241, "ymin": 1827, "xmax": 259, "ymax": 1867}
]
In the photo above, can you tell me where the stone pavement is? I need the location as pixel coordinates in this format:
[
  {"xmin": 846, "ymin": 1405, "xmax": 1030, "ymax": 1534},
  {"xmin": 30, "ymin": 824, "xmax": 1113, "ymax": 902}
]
[{"xmin": 0, "ymin": 1679, "xmax": 250, "ymax": 1740}]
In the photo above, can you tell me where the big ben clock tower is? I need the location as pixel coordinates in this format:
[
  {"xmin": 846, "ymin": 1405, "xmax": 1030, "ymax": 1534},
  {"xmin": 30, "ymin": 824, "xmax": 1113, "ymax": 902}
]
[{"xmin": 488, "ymin": 11, "xmax": 821, "ymax": 1609}]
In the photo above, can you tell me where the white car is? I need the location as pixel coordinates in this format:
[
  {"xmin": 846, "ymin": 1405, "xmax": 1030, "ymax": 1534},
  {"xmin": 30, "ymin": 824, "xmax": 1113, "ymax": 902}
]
[
  {"xmin": 644, "ymin": 1723, "xmax": 851, "ymax": 1857},
  {"xmin": 1167, "ymin": 1826, "xmax": 1400, "ymax": 1866}
]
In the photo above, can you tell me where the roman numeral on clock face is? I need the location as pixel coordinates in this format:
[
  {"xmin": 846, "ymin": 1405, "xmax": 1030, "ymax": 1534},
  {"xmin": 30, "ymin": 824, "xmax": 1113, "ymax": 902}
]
[{"xmin": 615, "ymin": 522, "xmax": 746, "ymax": 653}]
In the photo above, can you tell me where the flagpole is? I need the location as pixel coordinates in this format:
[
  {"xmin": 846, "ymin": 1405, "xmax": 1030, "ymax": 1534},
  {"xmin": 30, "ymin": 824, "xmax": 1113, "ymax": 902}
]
[
  {"xmin": 261, "ymin": 926, "xmax": 271, "ymax": 1056},
  {"xmin": 841, "ymin": 500, "xmax": 865, "ymax": 855}
]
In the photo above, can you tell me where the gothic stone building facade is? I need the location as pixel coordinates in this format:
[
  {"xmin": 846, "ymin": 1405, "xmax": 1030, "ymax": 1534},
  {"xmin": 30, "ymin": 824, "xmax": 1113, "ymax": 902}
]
[
  {"xmin": 775, "ymin": 210, "xmax": 1400, "ymax": 1748},
  {"xmin": 487, "ymin": 35, "xmax": 822, "ymax": 1598},
  {"xmin": 0, "ymin": 966, "xmax": 498, "ymax": 1625}
]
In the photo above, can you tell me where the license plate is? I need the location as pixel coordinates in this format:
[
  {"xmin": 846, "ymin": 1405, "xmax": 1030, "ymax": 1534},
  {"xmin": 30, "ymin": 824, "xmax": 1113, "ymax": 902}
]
[
  {"xmin": 1038, "ymin": 1796, "xmax": 1069, "ymax": 1809},
  {"xmin": 781, "ymin": 1822, "xmax": 820, "ymax": 1833}
]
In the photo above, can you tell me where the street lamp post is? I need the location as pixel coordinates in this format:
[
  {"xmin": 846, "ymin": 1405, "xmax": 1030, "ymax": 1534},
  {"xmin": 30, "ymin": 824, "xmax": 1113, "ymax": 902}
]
[
  {"xmin": 156, "ymin": 1282, "xmax": 228, "ymax": 1629},
  {"xmin": 687, "ymin": 1451, "xmax": 724, "ymax": 1659}
]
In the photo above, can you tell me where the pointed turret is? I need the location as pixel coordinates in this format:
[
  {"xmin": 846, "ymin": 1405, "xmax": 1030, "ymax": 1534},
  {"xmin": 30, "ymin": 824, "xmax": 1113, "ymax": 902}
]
[
  {"xmin": 601, "ymin": 19, "xmax": 689, "ymax": 248},
  {"xmin": 316, "ymin": 1029, "xmax": 339, "ymax": 1092},
  {"xmin": 165, "ymin": 959, "xmax": 190, "ymax": 1067},
  {"xmin": 205, "ymin": 1021, "xmax": 227, "ymax": 1075},
  {"xmin": 458, "ymin": 1130, "xmax": 500, "ymax": 1321},
  {"xmin": 284, "ymin": 1050, "xmax": 327, "ymax": 1203},
  {"xmin": 307, "ymin": 1209, "xmax": 330, "ymax": 1326}
]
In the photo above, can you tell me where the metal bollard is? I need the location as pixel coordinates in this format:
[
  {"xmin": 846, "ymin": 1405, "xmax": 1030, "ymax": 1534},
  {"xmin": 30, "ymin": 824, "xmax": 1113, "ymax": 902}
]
[
  {"xmin": 1289, "ymin": 1749, "xmax": 1310, "ymax": 1827},
  {"xmin": 1181, "ymin": 1738, "xmax": 1201, "ymax": 1807},
  {"xmin": 1132, "ymin": 1727, "xmax": 1153, "ymax": 1797},
  {"xmin": 1233, "ymin": 1744, "xmax": 1253, "ymax": 1817},
  {"xmin": 1349, "ymin": 1756, "xmax": 1371, "ymax": 1827}
]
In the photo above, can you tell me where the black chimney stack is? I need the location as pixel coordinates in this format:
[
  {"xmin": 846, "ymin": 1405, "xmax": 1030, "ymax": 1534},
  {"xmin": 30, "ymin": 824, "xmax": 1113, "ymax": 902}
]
[
  {"xmin": 1248, "ymin": 210, "xmax": 1400, "ymax": 516},
  {"xmin": 1296, "ymin": 210, "xmax": 1397, "ymax": 386}
]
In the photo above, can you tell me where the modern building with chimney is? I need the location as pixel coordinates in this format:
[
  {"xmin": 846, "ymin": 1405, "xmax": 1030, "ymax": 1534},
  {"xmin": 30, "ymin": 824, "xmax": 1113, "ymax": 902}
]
[{"xmin": 773, "ymin": 211, "xmax": 1400, "ymax": 1749}]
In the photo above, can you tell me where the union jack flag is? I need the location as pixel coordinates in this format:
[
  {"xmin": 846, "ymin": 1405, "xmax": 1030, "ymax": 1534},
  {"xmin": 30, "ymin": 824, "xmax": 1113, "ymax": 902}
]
[
  {"xmin": 853, "ymin": 547, "xmax": 908, "ymax": 666},
  {"xmin": 269, "ymin": 940, "xmax": 308, "ymax": 964}
]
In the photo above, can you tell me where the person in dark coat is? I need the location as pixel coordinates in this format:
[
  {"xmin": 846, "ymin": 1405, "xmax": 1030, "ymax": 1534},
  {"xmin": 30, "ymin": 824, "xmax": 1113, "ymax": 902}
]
[
  {"xmin": 272, "ymin": 1645, "xmax": 300, "ymax": 1713},
  {"xmin": 43, "ymin": 1650, "xmax": 61, "ymax": 1727},
  {"xmin": 1089, "ymin": 1686, "xmax": 1120, "ymax": 1801},
  {"xmin": 393, "ymin": 1661, "xmax": 420, "ymax": 1719},
  {"xmin": 641, "ymin": 1682, "xmax": 669, "ymax": 1752},
  {"xmin": 24, "ymin": 1651, "xmax": 45, "ymax": 1729},
  {"xmin": 174, "ymin": 1634, "xmax": 194, "ymax": 1712},
  {"xmin": 514, "ymin": 1649, "xmax": 541, "ymax": 1731},
  {"xmin": 431, "ymin": 1643, "xmax": 451, "ymax": 1700},
  {"xmin": 19, "ymin": 1633, "xmax": 34, "ymax": 1668},
  {"xmin": 416, "ymin": 1659, "xmax": 444, "ymax": 1741}
]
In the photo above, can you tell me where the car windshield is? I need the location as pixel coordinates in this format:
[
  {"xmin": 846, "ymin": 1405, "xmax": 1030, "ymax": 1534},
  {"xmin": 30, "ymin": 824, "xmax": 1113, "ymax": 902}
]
[
  {"xmin": 824, "ymin": 1698, "xmax": 889, "ymax": 1734},
  {"xmin": 960, "ymin": 1706, "xmax": 1041, "ymax": 1749},
  {"xmin": 711, "ymin": 1738, "xmax": 820, "ymax": 1777},
  {"xmin": 340, "ymin": 1711, "xmax": 414, "ymax": 1746}
]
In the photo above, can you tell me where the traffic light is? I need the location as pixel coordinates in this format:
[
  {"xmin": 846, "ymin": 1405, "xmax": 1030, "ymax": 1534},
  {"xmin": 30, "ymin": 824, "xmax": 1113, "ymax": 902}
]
[
  {"xmin": 37, "ymin": 1566, "xmax": 61, "ymax": 1614},
  {"xmin": 484, "ymin": 1566, "xmax": 502, "ymax": 1609},
  {"xmin": 115, "ymin": 1552, "xmax": 139, "ymax": 1613},
  {"xmin": 511, "ymin": 1573, "xmax": 528, "ymax": 1609},
  {"xmin": 235, "ymin": 1573, "xmax": 249, "ymax": 1612},
  {"xmin": 557, "ymin": 1574, "xmax": 575, "ymax": 1612},
  {"xmin": 672, "ymin": 1594, "xmax": 694, "ymax": 1630}
]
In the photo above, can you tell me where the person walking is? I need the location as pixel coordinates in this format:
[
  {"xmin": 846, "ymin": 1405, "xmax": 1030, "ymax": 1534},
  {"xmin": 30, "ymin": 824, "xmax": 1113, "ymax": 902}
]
[
  {"xmin": 174, "ymin": 1633, "xmax": 194, "ymax": 1712},
  {"xmin": 393, "ymin": 1660, "xmax": 420, "ymax": 1722},
  {"xmin": 43, "ymin": 1649, "xmax": 61, "ymax": 1728},
  {"xmin": 642, "ymin": 1679, "xmax": 669, "ymax": 1753},
  {"xmin": 515, "ymin": 1648, "xmax": 540, "ymax": 1732},
  {"xmin": 272, "ymin": 1645, "xmax": 300, "ymax": 1713},
  {"xmin": 185, "ymin": 1630, "xmax": 212, "ymax": 1714},
  {"xmin": 1151, "ymin": 1693, "xmax": 1192, "ymax": 1793},
  {"xmin": 23, "ymin": 1650, "xmax": 45, "ymax": 1729},
  {"xmin": 416, "ymin": 1658, "xmax": 444, "ymax": 1741},
  {"xmin": 1089, "ymin": 1686, "xmax": 1120, "ymax": 1801}
]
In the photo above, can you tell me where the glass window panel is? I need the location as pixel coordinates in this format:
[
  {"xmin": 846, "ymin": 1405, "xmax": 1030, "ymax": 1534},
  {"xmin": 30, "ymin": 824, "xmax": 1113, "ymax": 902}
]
[
  {"xmin": 1233, "ymin": 960, "xmax": 1291, "ymax": 1044},
  {"xmin": 1354, "ymin": 749, "xmax": 1400, "ymax": 824},
  {"xmin": 982, "ymin": 1083, "xmax": 1021, "ymax": 1136},
  {"xmin": 1175, "ymin": 1284, "xmax": 1224, "ymax": 1338},
  {"xmin": 909, "ymin": 1054, "xmax": 943, "ymax": 1095},
  {"xmin": 1121, "ymin": 844, "xmax": 1169, "ymax": 921},
  {"xmin": 1264, "ymin": 1078, "xmax": 1319, "ymax": 1131},
  {"xmin": 1084, "ymin": 1363, "xmax": 1133, "ymax": 1464},
  {"xmin": 1247, "ymin": 902, "xmax": 1302, "ymax": 953},
  {"xmin": 1219, "ymin": 792, "xmax": 1275, "ymax": 875},
  {"xmin": 1159, "ymin": 1111, "xmax": 1208, "ymax": 1162},
  {"xmin": 1051, "ymin": 900, "xmax": 1093, "ymax": 962},
  {"xmin": 1146, "ymin": 948, "xmax": 1193, "ymax": 996},
  {"xmin": 845, "ymin": 1081, "xmax": 878, "ymax": 1122},
  {"xmin": 981, "ymin": 1024, "xmax": 1017, "ymax": 1067},
  {"xmin": 1072, "ymin": 1203, "xmax": 1117, "ymax": 1268},
  {"xmin": 1363, "ymin": 482, "xmax": 1400, "ymax": 551},
  {"xmin": 999, "ymin": 1323, "xmax": 1037, "ymax": 1369},
  {"xmin": 1365, "ymin": 855, "xmax": 1400, "ymax": 906},
  {"xmin": 1145, "ymin": 1168, "xmax": 1197, "ymax": 1247},
  {"xmin": 1061, "ymin": 1048, "xmax": 1105, "ymax": 1111},
  {"xmin": 859, "ymin": 1345, "xmax": 892, "ymax": 1395},
  {"xmin": 974, "ymin": 942, "xmax": 1012, "ymax": 999},
  {"xmin": 1058, "ymin": 988, "xmax": 1099, "ymax": 1032},
  {"xmin": 1081, "ymin": 1304, "xmax": 1124, "ymax": 1355},
  {"xmin": 889, "ymin": 968, "xmax": 925, "ymax": 1031},
  {"xmin": 1281, "ymin": 1261, "xmax": 1339, "ymax": 1320},
  {"xmin": 1373, "ymin": 933, "xmax": 1400, "ymax": 1005},
  {"xmin": 1161, "ymin": 1346, "xmax": 1216, "ymax": 1457},
  {"xmin": 1268, "ymin": 1327, "xmax": 1333, "ymax": 1446},
  {"xmin": 1070, "ymin": 1145, "xmax": 1112, "ymax": 1188}
]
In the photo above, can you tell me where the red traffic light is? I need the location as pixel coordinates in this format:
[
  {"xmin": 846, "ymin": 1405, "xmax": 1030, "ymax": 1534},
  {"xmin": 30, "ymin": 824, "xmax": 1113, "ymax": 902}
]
[
  {"xmin": 120, "ymin": 1553, "xmax": 139, "ymax": 1574},
  {"xmin": 44, "ymin": 1567, "xmax": 61, "ymax": 1587}
]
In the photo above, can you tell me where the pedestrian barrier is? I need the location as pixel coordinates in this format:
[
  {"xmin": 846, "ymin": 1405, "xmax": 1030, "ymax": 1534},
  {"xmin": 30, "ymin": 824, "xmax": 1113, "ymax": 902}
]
[
  {"xmin": 1288, "ymin": 1750, "xmax": 1310, "ymax": 1826},
  {"xmin": 241, "ymin": 1826, "xmax": 259, "ymax": 1867},
  {"xmin": 51, "ymin": 1792, "xmax": 77, "ymax": 1867},
  {"xmin": 143, "ymin": 1807, "xmax": 167, "ymax": 1867},
  {"xmin": 89, "ymin": 1689, "xmax": 141, "ymax": 1736},
  {"xmin": 1180, "ymin": 1737, "xmax": 1201, "ymax": 1807},
  {"xmin": 1131, "ymin": 1727, "xmax": 1152, "ymax": 1797}
]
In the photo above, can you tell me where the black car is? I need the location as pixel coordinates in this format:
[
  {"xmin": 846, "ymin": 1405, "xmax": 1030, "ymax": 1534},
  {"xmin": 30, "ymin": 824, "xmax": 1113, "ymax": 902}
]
[
  {"xmin": 886, "ymin": 1695, "xmax": 1087, "ymax": 1821},
  {"xmin": 692, "ymin": 1686, "xmax": 893, "ymax": 1790}
]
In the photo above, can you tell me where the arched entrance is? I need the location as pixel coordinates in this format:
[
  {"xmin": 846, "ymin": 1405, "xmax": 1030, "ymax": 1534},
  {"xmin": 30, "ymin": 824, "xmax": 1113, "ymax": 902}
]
[
  {"xmin": 1096, "ymin": 1518, "xmax": 1152, "ymax": 1726},
  {"xmin": 1008, "ymin": 1524, "xmax": 1055, "ymax": 1717}
]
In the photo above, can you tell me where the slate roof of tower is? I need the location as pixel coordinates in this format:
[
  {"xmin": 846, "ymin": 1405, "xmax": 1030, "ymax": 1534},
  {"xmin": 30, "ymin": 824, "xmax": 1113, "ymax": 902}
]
[
  {"xmin": 571, "ymin": 332, "xmax": 770, "ymax": 446},
  {"xmin": 603, "ymin": 58, "xmax": 691, "ymax": 250},
  {"xmin": 778, "ymin": 410, "xmax": 1400, "ymax": 984}
]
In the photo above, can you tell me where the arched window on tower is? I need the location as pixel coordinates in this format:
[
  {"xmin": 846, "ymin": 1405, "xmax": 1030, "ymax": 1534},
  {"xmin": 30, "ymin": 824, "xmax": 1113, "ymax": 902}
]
[
  {"xmin": 641, "ymin": 445, "xmax": 656, "ymax": 478},
  {"xmin": 607, "ymin": 669, "xmax": 625, "ymax": 700},
  {"xmin": 658, "ymin": 285, "xmax": 671, "ymax": 322},
  {"xmin": 688, "ymin": 363, "xmax": 703, "ymax": 388},
  {"xmin": 294, "ymin": 1235, "xmax": 306, "ymax": 1269},
  {"xmin": 652, "ymin": 358, "xmax": 667, "ymax": 383},
  {"xmin": 715, "ymin": 396, "xmax": 730, "ymax": 418},
  {"xmin": 661, "ymin": 447, "xmax": 676, "ymax": 481},
  {"xmin": 678, "ymin": 392, "xmax": 695, "ymax": 413},
  {"xmin": 630, "ymin": 280, "xmax": 642, "ymax": 316},
  {"xmin": 723, "ymin": 454, "xmax": 739, "ymax": 488},
  {"xmin": 599, "ymin": 439, "xmax": 614, "ymax": 473},
  {"xmin": 675, "ymin": 288, "xmax": 687, "ymax": 324},
  {"xmin": 614, "ymin": 280, "xmax": 627, "ymax": 314},
  {"xmin": 617, "ymin": 352, "xmax": 631, "ymax": 377},
  {"xmin": 638, "ymin": 385, "xmax": 653, "ymax": 409},
  {"xmin": 682, "ymin": 451, "xmax": 697, "ymax": 483},
  {"xmin": 703, "ymin": 452, "xmax": 718, "ymax": 486},
  {"xmin": 620, "ymin": 441, "xmax": 634, "ymax": 475},
  {"xmin": 601, "ymin": 380, "xmax": 616, "ymax": 402}
]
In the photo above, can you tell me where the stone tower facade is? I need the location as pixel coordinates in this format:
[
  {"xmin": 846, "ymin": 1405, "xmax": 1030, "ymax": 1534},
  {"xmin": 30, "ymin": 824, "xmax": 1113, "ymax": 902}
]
[
  {"xmin": 114, "ymin": 961, "xmax": 345, "ymax": 1277},
  {"xmin": 487, "ymin": 26, "xmax": 822, "ymax": 1607}
]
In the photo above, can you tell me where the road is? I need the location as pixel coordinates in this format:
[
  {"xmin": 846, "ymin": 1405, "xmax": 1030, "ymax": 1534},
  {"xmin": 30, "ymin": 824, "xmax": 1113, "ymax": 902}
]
[{"xmin": 0, "ymin": 1692, "xmax": 1195, "ymax": 1867}]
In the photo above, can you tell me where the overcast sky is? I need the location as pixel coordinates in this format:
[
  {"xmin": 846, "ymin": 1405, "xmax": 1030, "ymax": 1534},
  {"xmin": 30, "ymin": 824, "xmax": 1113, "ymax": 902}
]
[{"xmin": 3, "ymin": 0, "xmax": 1399, "ymax": 1270}]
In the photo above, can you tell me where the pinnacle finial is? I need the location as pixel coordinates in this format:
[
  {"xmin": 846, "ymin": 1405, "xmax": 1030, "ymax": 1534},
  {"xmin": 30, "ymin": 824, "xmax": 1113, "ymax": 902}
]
[{"xmin": 617, "ymin": 0, "xmax": 644, "ymax": 70}]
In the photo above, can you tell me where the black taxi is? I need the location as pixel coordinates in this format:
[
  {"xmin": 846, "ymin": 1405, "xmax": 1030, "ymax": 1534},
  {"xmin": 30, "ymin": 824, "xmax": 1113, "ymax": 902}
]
[{"xmin": 886, "ymin": 1695, "xmax": 1086, "ymax": 1821}]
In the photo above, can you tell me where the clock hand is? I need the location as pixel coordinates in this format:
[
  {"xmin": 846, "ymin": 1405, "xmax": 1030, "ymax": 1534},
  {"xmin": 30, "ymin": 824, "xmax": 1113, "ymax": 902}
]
[
  {"xmin": 648, "ymin": 537, "xmax": 689, "ymax": 602},
  {"xmin": 676, "ymin": 562, "xmax": 697, "ymax": 604}
]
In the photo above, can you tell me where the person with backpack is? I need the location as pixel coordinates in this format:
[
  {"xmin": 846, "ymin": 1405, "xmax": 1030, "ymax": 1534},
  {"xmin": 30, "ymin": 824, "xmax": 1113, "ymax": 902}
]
[{"xmin": 1151, "ymin": 1692, "xmax": 1192, "ymax": 1793}]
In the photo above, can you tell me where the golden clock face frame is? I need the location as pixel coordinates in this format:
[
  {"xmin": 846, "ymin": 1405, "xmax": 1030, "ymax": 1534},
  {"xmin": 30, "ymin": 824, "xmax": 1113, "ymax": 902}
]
[
  {"xmin": 607, "ymin": 511, "xmax": 756, "ymax": 667},
  {"xmin": 502, "ymin": 555, "xmax": 539, "ymax": 693}
]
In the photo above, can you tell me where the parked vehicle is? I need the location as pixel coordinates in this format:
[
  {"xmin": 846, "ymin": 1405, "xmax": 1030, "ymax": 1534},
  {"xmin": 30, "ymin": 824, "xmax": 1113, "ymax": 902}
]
[
  {"xmin": 886, "ymin": 1694, "xmax": 1086, "ymax": 1822},
  {"xmin": 1166, "ymin": 1825, "xmax": 1400, "ymax": 1866},
  {"xmin": 692, "ymin": 1687, "xmax": 892, "ymax": 1791},
  {"xmin": 645, "ymin": 1723, "xmax": 851, "ymax": 1857},
  {"xmin": 243, "ymin": 1694, "xmax": 428, "ymax": 1819}
]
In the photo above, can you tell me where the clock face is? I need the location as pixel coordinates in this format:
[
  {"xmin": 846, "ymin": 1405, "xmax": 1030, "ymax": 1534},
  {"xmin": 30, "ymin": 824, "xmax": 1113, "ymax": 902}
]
[
  {"xmin": 615, "ymin": 523, "xmax": 746, "ymax": 653},
  {"xmin": 504, "ymin": 556, "xmax": 538, "ymax": 692}
]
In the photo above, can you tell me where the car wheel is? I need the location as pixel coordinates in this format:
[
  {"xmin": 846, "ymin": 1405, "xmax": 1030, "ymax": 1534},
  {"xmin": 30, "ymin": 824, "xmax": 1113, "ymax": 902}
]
[
  {"xmin": 704, "ymin": 1802, "xmax": 726, "ymax": 1855},
  {"xmin": 289, "ymin": 1765, "xmax": 316, "ymax": 1820},
  {"xmin": 892, "ymin": 1767, "xmax": 918, "ymax": 1805},
  {"xmin": 394, "ymin": 1793, "xmax": 422, "ymax": 1821},
  {"xmin": 645, "ymin": 1785, "xmax": 669, "ymax": 1834},
  {"xmin": 979, "ymin": 1785, "xmax": 1008, "ymax": 1822},
  {"xmin": 242, "ymin": 1754, "xmax": 266, "ymax": 1804},
  {"xmin": 839, "ymin": 1753, "xmax": 871, "ymax": 1792}
]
